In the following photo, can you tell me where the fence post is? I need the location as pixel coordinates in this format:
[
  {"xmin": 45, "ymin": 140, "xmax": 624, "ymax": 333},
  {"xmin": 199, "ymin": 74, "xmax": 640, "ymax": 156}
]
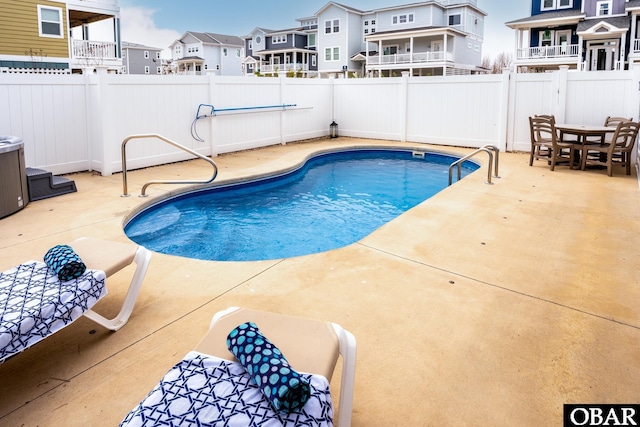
[
  {"xmin": 554, "ymin": 65, "xmax": 569, "ymax": 123},
  {"xmin": 280, "ymin": 74, "xmax": 286, "ymax": 145},
  {"xmin": 207, "ymin": 72, "xmax": 218, "ymax": 157},
  {"xmin": 498, "ymin": 68, "xmax": 511, "ymax": 152},
  {"xmin": 400, "ymin": 71, "xmax": 410, "ymax": 143}
]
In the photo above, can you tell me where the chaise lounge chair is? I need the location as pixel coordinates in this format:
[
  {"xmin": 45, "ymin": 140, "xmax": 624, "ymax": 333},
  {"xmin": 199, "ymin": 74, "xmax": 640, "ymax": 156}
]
[
  {"xmin": 121, "ymin": 306, "xmax": 357, "ymax": 426},
  {"xmin": 0, "ymin": 237, "xmax": 152, "ymax": 364}
]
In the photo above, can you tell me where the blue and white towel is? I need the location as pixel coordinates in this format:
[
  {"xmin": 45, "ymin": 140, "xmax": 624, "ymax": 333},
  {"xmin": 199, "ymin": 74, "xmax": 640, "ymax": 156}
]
[
  {"xmin": 120, "ymin": 351, "xmax": 334, "ymax": 427},
  {"xmin": 0, "ymin": 261, "xmax": 107, "ymax": 363}
]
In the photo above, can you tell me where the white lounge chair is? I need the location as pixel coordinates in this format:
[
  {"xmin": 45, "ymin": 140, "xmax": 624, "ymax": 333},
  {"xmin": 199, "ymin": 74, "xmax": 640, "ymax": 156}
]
[
  {"xmin": 121, "ymin": 306, "xmax": 357, "ymax": 426},
  {"xmin": 0, "ymin": 237, "xmax": 151, "ymax": 363}
]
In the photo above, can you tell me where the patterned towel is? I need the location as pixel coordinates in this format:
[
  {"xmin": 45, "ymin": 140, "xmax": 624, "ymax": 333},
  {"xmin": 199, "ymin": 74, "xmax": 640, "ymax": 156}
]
[
  {"xmin": 120, "ymin": 352, "xmax": 333, "ymax": 427},
  {"xmin": 227, "ymin": 322, "xmax": 311, "ymax": 413},
  {"xmin": 44, "ymin": 244, "xmax": 86, "ymax": 281},
  {"xmin": 0, "ymin": 261, "xmax": 106, "ymax": 363}
]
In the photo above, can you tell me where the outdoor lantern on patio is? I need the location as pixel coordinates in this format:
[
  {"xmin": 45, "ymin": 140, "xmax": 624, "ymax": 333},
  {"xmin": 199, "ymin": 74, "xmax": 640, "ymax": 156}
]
[{"xmin": 330, "ymin": 121, "xmax": 338, "ymax": 138}]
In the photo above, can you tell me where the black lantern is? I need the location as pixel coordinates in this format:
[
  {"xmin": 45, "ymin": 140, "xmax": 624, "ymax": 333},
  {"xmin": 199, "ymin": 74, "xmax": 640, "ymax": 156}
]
[{"xmin": 330, "ymin": 121, "xmax": 338, "ymax": 138}]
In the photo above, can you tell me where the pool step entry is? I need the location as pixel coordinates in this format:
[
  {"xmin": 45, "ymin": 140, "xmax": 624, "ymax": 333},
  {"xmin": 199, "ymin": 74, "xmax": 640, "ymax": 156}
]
[{"xmin": 26, "ymin": 167, "xmax": 77, "ymax": 201}]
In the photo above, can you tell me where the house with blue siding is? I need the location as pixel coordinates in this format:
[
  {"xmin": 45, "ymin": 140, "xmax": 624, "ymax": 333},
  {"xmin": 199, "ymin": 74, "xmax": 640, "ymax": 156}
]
[{"xmin": 506, "ymin": 0, "xmax": 640, "ymax": 72}]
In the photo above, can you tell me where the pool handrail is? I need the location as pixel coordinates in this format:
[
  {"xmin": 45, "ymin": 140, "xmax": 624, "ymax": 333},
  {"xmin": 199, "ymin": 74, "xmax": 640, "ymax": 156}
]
[
  {"xmin": 121, "ymin": 134, "xmax": 218, "ymax": 197},
  {"xmin": 448, "ymin": 145, "xmax": 500, "ymax": 186}
]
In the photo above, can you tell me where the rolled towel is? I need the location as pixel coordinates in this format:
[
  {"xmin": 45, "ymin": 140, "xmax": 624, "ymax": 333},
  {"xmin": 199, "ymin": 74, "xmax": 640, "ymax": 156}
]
[
  {"xmin": 44, "ymin": 244, "xmax": 87, "ymax": 281},
  {"xmin": 227, "ymin": 321, "xmax": 311, "ymax": 413}
]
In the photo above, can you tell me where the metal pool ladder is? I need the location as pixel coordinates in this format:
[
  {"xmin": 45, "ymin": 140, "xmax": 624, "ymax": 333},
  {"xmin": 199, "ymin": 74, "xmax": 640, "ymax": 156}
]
[
  {"xmin": 121, "ymin": 134, "xmax": 218, "ymax": 197},
  {"xmin": 448, "ymin": 145, "xmax": 500, "ymax": 186}
]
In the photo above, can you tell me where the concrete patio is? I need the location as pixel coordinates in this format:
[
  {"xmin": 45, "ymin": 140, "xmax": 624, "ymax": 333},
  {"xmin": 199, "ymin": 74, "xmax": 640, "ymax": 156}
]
[{"xmin": 0, "ymin": 137, "xmax": 639, "ymax": 426}]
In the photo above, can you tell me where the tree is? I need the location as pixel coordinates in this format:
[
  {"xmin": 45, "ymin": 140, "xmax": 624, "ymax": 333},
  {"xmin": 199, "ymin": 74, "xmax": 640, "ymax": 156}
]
[{"xmin": 482, "ymin": 52, "xmax": 513, "ymax": 74}]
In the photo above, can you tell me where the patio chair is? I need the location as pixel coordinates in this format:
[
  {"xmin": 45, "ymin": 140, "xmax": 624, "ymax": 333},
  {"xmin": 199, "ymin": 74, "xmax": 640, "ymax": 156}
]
[
  {"xmin": 121, "ymin": 306, "xmax": 357, "ymax": 427},
  {"xmin": 580, "ymin": 121, "xmax": 640, "ymax": 176},
  {"xmin": 584, "ymin": 116, "xmax": 632, "ymax": 145},
  {"xmin": 0, "ymin": 237, "xmax": 152, "ymax": 364},
  {"xmin": 529, "ymin": 115, "xmax": 580, "ymax": 170}
]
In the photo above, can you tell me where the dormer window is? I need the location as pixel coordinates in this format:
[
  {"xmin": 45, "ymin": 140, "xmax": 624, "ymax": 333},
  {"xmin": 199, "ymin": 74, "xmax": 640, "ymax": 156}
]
[
  {"xmin": 392, "ymin": 13, "xmax": 414, "ymax": 25},
  {"xmin": 541, "ymin": 0, "xmax": 572, "ymax": 10},
  {"xmin": 596, "ymin": 1, "xmax": 611, "ymax": 16}
]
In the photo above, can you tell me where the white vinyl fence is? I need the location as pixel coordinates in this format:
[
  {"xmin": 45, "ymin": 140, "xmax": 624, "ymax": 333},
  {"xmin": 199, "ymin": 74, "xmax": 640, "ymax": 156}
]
[{"xmin": 1, "ymin": 67, "xmax": 639, "ymax": 178}]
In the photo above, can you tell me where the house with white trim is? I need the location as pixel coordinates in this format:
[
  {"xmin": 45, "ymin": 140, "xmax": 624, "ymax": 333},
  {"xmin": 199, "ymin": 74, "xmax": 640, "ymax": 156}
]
[
  {"xmin": 506, "ymin": 0, "xmax": 640, "ymax": 72},
  {"xmin": 121, "ymin": 42, "xmax": 162, "ymax": 75},
  {"xmin": 315, "ymin": 0, "xmax": 487, "ymax": 77},
  {"xmin": 169, "ymin": 32, "xmax": 244, "ymax": 76},
  {"xmin": 0, "ymin": 0, "xmax": 122, "ymax": 74},
  {"xmin": 242, "ymin": 22, "xmax": 318, "ymax": 77}
]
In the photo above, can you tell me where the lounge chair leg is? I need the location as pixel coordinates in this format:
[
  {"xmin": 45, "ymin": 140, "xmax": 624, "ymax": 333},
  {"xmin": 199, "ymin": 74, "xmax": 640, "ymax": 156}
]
[{"xmin": 83, "ymin": 246, "xmax": 152, "ymax": 331}]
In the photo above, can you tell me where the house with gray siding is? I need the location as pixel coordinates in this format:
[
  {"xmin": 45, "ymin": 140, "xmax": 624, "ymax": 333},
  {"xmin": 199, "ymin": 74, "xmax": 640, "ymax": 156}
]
[{"xmin": 122, "ymin": 42, "xmax": 162, "ymax": 75}]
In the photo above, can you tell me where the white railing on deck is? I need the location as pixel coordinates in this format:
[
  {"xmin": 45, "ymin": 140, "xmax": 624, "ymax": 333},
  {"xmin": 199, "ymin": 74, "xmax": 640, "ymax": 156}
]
[
  {"xmin": 259, "ymin": 63, "xmax": 309, "ymax": 74},
  {"xmin": 367, "ymin": 51, "xmax": 452, "ymax": 66},
  {"xmin": 634, "ymin": 39, "xmax": 640, "ymax": 53},
  {"xmin": 517, "ymin": 44, "xmax": 579, "ymax": 59},
  {"xmin": 1, "ymin": 67, "xmax": 70, "ymax": 74},
  {"xmin": 72, "ymin": 39, "xmax": 118, "ymax": 60}
]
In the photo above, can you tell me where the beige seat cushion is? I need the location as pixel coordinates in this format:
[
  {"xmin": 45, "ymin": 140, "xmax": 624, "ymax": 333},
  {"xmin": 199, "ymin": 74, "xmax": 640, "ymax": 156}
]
[
  {"xmin": 195, "ymin": 307, "xmax": 340, "ymax": 381},
  {"xmin": 69, "ymin": 238, "xmax": 137, "ymax": 277}
]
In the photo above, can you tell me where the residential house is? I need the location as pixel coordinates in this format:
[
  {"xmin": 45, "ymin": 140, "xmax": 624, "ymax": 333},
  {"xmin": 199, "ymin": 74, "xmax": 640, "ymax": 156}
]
[
  {"xmin": 121, "ymin": 42, "xmax": 162, "ymax": 75},
  {"xmin": 242, "ymin": 21, "xmax": 318, "ymax": 77},
  {"xmin": 241, "ymin": 1, "xmax": 486, "ymax": 78},
  {"xmin": 316, "ymin": 0, "xmax": 487, "ymax": 77},
  {"xmin": 0, "ymin": 0, "xmax": 122, "ymax": 74},
  {"xmin": 506, "ymin": 0, "xmax": 640, "ymax": 72},
  {"xmin": 169, "ymin": 32, "xmax": 244, "ymax": 76}
]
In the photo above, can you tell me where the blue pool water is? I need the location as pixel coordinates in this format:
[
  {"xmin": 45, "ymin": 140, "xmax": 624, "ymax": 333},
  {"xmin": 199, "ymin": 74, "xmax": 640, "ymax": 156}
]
[{"xmin": 124, "ymin": 149, "xmax": 479, "ymax": 261}]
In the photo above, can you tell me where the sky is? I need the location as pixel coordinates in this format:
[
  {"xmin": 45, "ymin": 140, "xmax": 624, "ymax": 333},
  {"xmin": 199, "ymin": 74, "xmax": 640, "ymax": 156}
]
[{"xmin": 100, "ymin": 0, "xmax": 530, "ymax": 59}]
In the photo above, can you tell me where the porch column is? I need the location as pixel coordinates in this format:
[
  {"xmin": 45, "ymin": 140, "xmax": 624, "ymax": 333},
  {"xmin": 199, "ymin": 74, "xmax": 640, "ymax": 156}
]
[
  {"xmin": 443, "ymin": 34, "xmax": 448, "ymax": 76},
  {"xmin": 577, "ymin": 36, "xmax": 584, "ymax": 70},
  {"xmin": 410, "ymin": 36, "xmax": 414, "ymax": 64},
  {"xmin": 378, "ymin": 40, "xmax": 383, "ymax": 78},
  {"xmin": 620, "ymin": 33, "xmax": 627, "ymax": 70}
]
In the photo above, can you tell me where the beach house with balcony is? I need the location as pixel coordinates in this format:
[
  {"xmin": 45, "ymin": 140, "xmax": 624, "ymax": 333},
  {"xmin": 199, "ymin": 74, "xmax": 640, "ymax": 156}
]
[
  {"xmin": 0, "ymin": 0, "xmax": 122, "ymax": 74},
  {"xmin": 348, "ymin": 0, "xmax": 486, "ymax": 77},
  {"xmin": 168, "ymin": 32, "xmax": 244, "ymax": 76},
  {"xmin": 506, "ymin": 0, "xmax": 640, "ymax": 72},
  {"xmin": 243, "ymin": 21, "xmax": 319, "ymax": 77}
]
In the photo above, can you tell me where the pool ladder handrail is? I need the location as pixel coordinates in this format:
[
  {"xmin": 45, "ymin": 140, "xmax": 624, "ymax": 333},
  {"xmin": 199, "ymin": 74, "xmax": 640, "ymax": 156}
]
[
  {"xmin": 448, "ymin": 145, "xmax": 500, "ymax": 186},
  {"xmin": 121, "ymin": 134, "xmax": 218, "ymax": 197}
]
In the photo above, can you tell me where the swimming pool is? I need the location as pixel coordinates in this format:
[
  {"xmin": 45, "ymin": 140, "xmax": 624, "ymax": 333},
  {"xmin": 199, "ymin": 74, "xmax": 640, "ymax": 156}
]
[{"xmin": 124, "ymin": 148, "xmax": 479, "ymax": 261}]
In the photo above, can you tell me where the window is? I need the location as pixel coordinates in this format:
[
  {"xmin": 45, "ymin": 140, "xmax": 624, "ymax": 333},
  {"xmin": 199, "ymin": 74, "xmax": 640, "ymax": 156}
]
[
  {"xmin": 325, "ymin": 47, "xmax": 339, "ymax": 61},
  {"xmin": 540, "ymin": 30, "xmax": 553, "ymax": 46},
  {"xmin": 144, "ymin": 51, "xmax": 149, "ymax": 59},
  {"xmin": 223, "ymin": 48, "xmax": 228, "ymax": 56},
  {"xmin": 308, "ymin": 33, "xmax": 316, "ymax": 47},
  {"xmin": 236, "ymin": 48, "xmax": 241, "ymax": 57},
  {"xmin": 144, "ymin": 66, "xmax": 150, "ymax": 74},
  {"xmin": 156, "ymin": 52, "xmax": 161, "ymax": 59},
  {"xmin": 157, "ymin": 66, "xmax": 161, "ymax": 74},
  {"xmin": 392, "ymin": 13, "xmax": 414, "ymax": 25},
  {"xmin": 449, "ymin": 15, "xmax": 461, "ymax": 26},
  {"xmin": 248, "ymin": 40, "xmax": 253, "ymax": 50},
  {"xmin": 371, "ymin": 20, "xmax": 376, "ymax": 25},
  {"xmin": 597, "ymin": 1, "xmax": 611, "ymax": 16},
  {"xmin": 364, "ymin": 29, "xmax": 369, "ymax": 34},
  {"xmin": 542, "ymin": 0, "xmax": 572, "ymax": 10},
  {"xmin": 364, "ymin": 21, "xmax": 369, "ymax": 26},
  {"xmin": 312, "ymin": 55, "xmax": 316, "ymax": 67},
  {"xmin": 38, "ymin": 6, "xmax": 62, "ymax": 38},
  {"xmin": 272, "ymin": 35, "xmax": 287, "ymax": 44},
  {"xmin": 325, "ymin": 19, "xmax": 340, "ymax": 34}
]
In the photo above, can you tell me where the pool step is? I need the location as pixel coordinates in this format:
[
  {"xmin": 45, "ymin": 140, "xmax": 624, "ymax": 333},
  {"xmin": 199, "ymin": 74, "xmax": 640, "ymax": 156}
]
[{"xmin": 26, "ymin": 167, "xmax": 77, "ymax": 201}]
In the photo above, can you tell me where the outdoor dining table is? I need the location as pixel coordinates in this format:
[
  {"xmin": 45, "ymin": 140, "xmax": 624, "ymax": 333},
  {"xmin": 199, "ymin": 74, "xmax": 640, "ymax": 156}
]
[
  {"xmin": 555, "ymin": 123, "xmax": 616, "ymax": 145},
  {"xmin": 555, "ymin": 123, "xmax": 617, "ymax": 166}
]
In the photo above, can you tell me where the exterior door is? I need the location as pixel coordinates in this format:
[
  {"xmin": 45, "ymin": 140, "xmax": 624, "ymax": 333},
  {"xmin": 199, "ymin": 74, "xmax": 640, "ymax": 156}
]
[
  {"xmin": 556, "ymin": 30, "xmax": 571, "ymax": 55},
  {"xmin": 588, "ymin": 41, "xmax": 617, "ymax": 70}
]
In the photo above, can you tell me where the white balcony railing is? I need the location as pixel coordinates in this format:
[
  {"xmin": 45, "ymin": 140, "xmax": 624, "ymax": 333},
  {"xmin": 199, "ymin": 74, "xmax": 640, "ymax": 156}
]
[
  {"xmin": 517, "ymin": 44, "xmax": 579, "ymax": 60},
  {"xmin": 259, "ymin": 63, "xmax": 309, "ymax": 74},
  {"xmin": 634, "ymin": 39, "xmax": 640, "ymax": 54},
  {"xmin": 72, "ymin": 39, "xmax": 118, "ymax": 60},
  {"xmin": 367, "ymin": 51, "xmax": 453, "ymax": 66}
]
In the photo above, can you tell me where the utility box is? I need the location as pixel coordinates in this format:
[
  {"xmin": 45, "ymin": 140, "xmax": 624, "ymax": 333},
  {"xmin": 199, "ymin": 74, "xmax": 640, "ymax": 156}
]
[{"xmin": 0, "ymin": 136, "xmax": 28, "ymax": 218}]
